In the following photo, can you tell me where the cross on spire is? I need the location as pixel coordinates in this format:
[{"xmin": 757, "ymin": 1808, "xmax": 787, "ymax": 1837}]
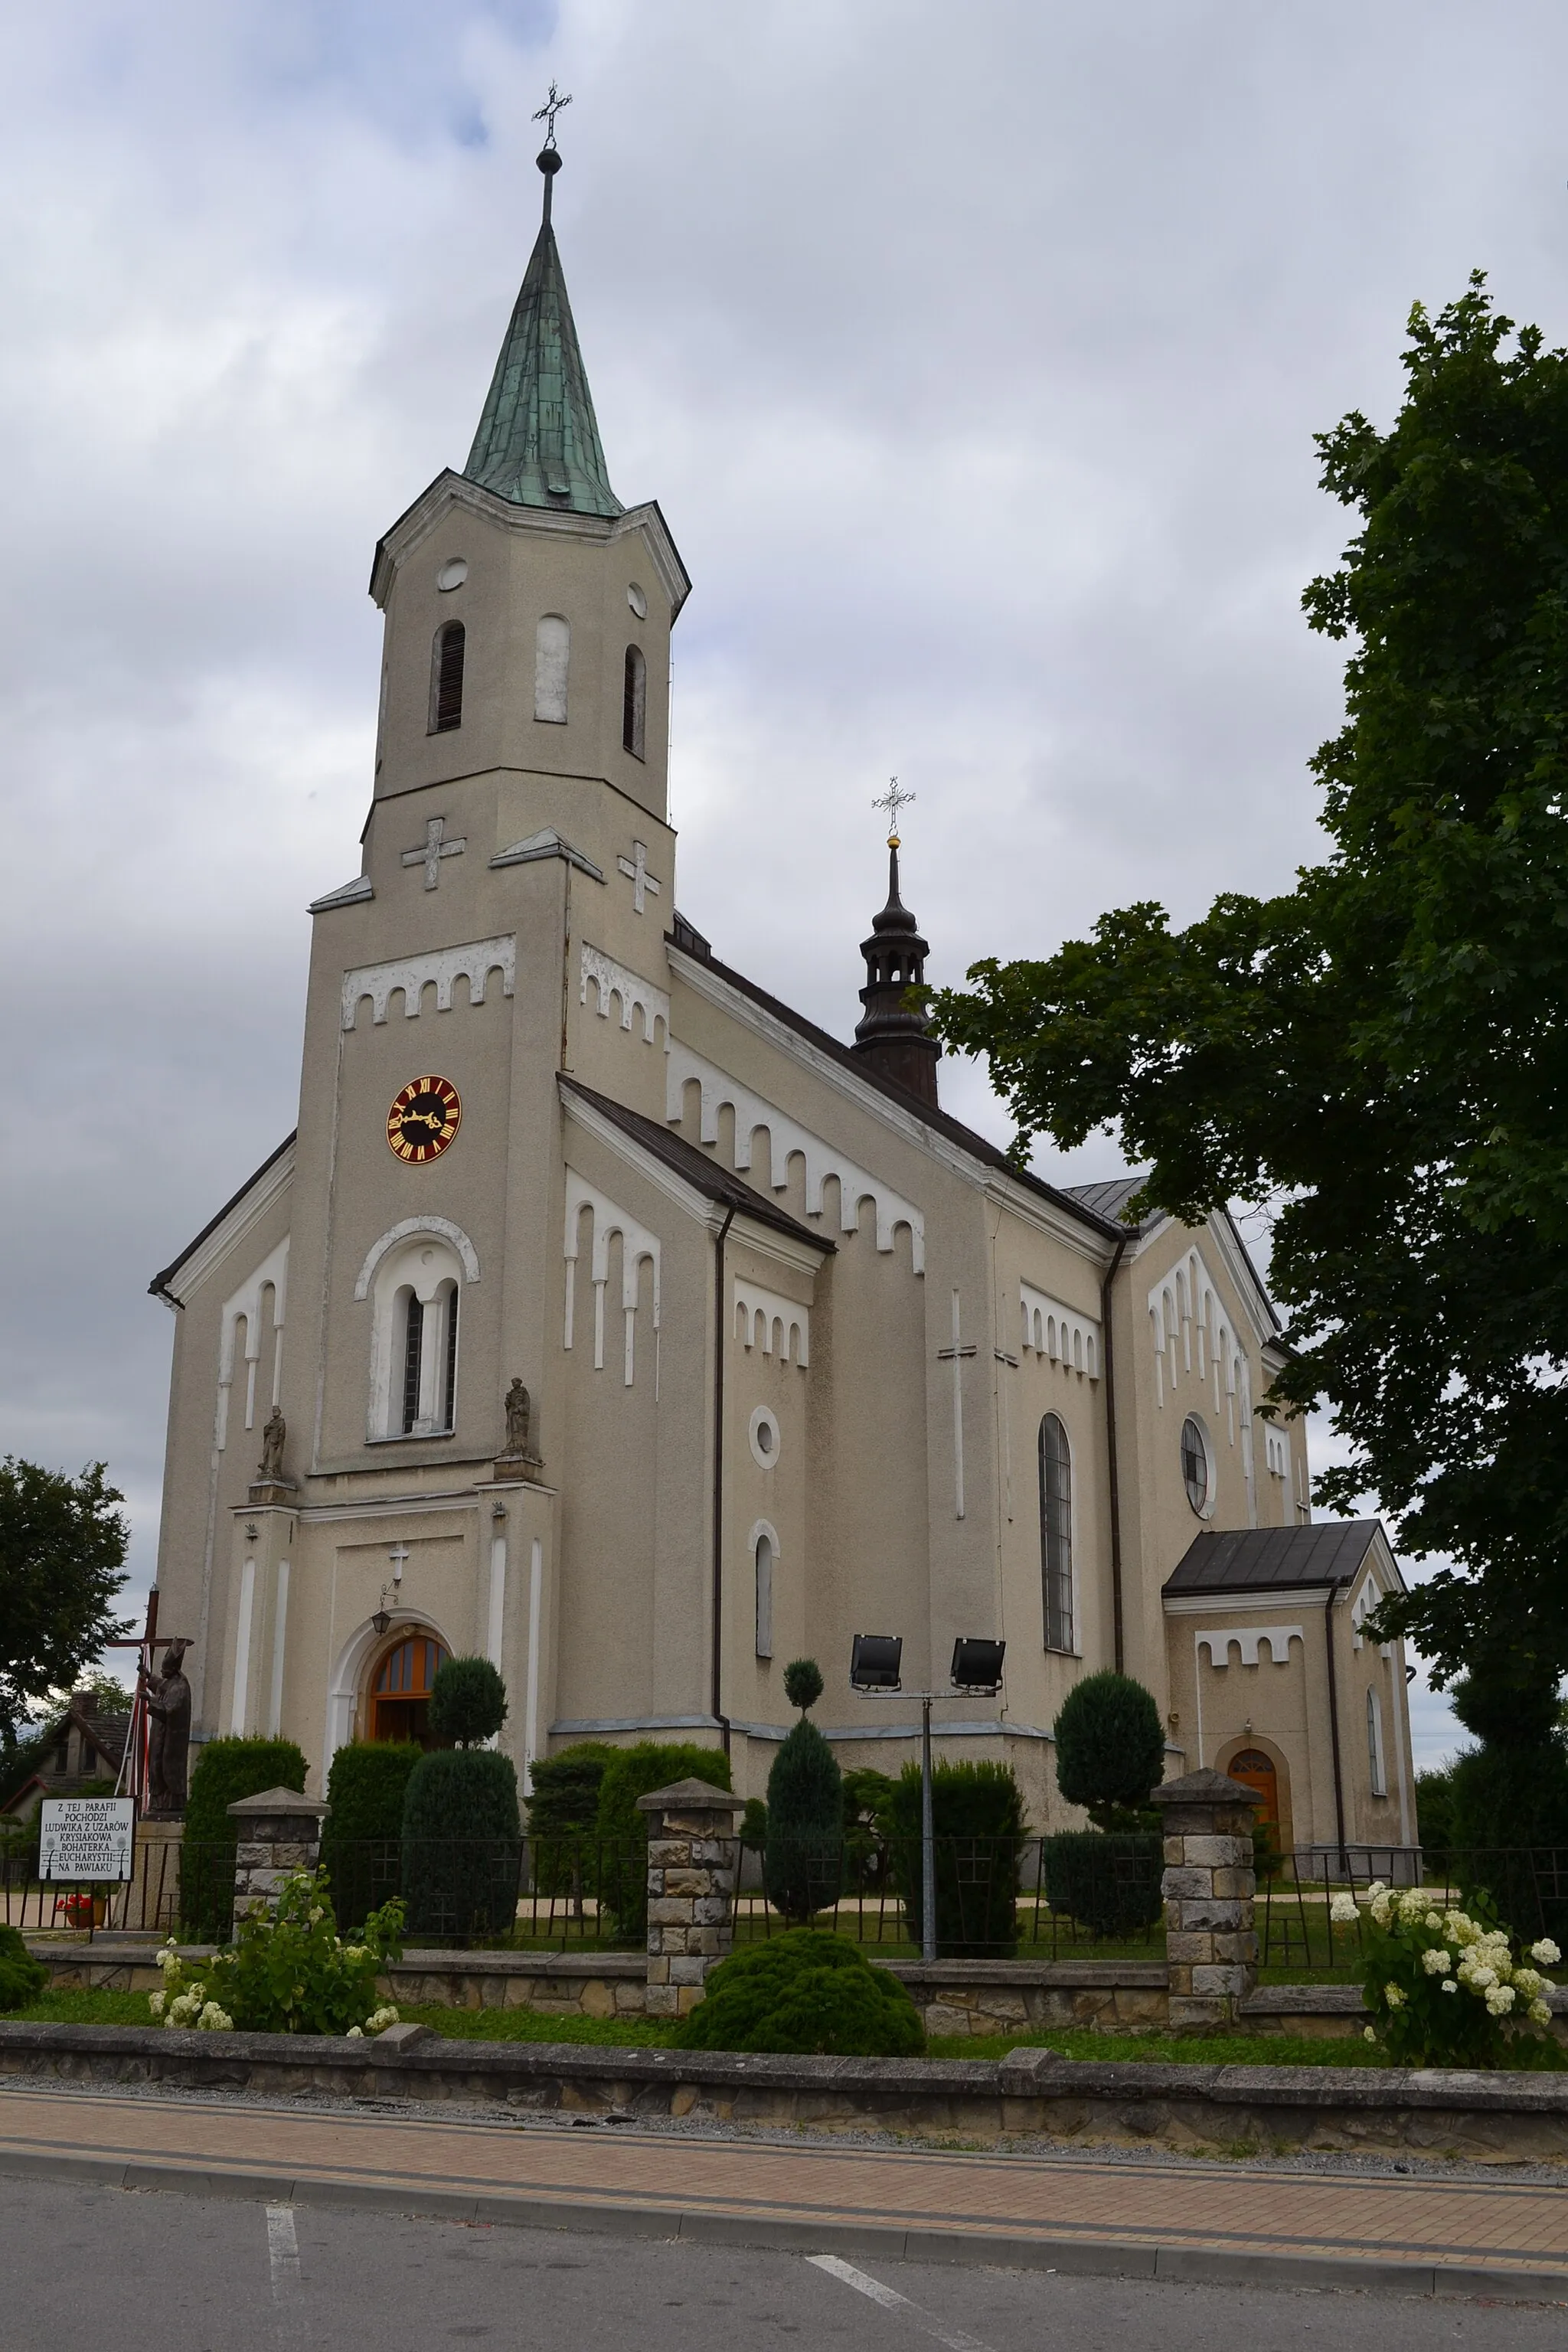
[
  {"xmin": 533, "ymin": 81, "xmax": 572, "ymax": 148},
  {"xmin": 872, "ymin": 777, "xmax": 915, "ymax": 847}
]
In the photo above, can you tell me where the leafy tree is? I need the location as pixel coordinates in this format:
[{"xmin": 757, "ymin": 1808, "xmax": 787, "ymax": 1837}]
[
  {"xmin": 1053, "ymin": 1671, "xmax": 1165, "ymax": 1830},
  {"xmin": 427, "ymin": 1656, "xmax": 507, "ymax": 1748},
  {"xmin": 0, "ymin": 1459, "xmax": 132, "ymax": 1752},
  {"xmin": 929, "ymin": 276, "xmax": 1568, "ymax": 1695},
  {"xmin": 765, "ymin": 1660, "xmax": 841, "ymax": 1926}
]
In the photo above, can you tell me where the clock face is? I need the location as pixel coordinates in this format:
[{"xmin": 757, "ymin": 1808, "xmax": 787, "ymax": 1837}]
[{"xmin": 387, "ymin": 1075, "xmax": 461, "ymax": 1165}]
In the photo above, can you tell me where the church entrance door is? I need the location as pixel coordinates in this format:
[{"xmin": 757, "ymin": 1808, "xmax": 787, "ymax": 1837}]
[
  {"xmin": 368, "ymin": 1633, "xmax": 449, "ymax": 1746},
  {"xmin": 1228, "ymin": 1746, "xmax": 1280, "ymax": 1828}
]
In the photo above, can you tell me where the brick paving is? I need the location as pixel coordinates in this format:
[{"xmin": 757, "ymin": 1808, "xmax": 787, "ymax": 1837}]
[{"xmin": 1, "ymin": 2085, "xmax": 1566, "ymax": 2282}]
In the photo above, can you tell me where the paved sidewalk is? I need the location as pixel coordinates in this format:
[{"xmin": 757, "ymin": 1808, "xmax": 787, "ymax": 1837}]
[{"xmin": 1, "ymin": 2083, "xmax": 1566, "ymax": 2299}]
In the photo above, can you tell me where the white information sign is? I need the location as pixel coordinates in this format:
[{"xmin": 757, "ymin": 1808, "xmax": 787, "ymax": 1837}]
[{"xmin": 38, "ymin": 1796, "xmax": 137, "ymax": 1884}]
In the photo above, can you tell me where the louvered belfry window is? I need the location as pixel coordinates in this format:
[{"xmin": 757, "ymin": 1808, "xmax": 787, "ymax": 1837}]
[{"xmin": 430, "ymin": 621, "xmax": 466, "ymax": 733}]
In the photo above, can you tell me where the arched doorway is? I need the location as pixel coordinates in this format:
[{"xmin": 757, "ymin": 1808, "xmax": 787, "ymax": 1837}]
[
  {"xmin": 368, "ymin": 1632, "xmax": 449, "ymax": 1746},
  {"xmin": 1228, "ymin": 1746, "xmax": 1280, "ymax": 1832}
]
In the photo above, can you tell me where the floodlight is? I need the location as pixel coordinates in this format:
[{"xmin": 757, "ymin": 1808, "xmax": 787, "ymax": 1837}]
[
  {"xmin": 850, "ymin": 1633, "xmax": 903, "ymax": 1691},
  {"xmin": 950, "ymin": 1637, "xmax": 1005, "ymax": 1694}
]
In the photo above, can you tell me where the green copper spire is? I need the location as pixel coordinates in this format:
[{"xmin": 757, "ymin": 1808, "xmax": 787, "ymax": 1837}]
[{"xmin": 463, "ymin": 131, "xmax": 622, "ymax": 520}]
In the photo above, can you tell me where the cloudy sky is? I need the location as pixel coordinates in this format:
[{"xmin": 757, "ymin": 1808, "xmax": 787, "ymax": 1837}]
[{"xmin": 7, "ymin": 0, "xmax": 1564, "ymax": 1764}]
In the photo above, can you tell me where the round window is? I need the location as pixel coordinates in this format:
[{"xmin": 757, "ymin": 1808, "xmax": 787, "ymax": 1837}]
[
  {"xmin": 748, "ymin": 1406, "xmax": 780, "ymax": 1470},
  {"xmin": 1181, "ymin": 1416, "xmax": 1211, "ymax": 1516}
]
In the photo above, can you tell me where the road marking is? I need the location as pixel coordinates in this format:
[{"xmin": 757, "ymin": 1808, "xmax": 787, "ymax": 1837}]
[
  {"xmin": 807, "ymin": 2254, "xmax": 997, "ymax": 2352},
  {"xmin": 266, "ymin": 2204, "xmax": 306, "ymax": 2342}
]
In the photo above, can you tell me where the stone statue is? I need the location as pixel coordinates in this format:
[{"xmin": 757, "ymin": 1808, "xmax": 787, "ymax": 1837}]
[
  {"xmin": 502, "ymin": 1379, "xmax": 534, "ymax": 1459},
  {"xmin": 258, "ymin": 1406, "xmax": 286, "ymax": 1484},
  {"xmin": 144, "ymin": 1640, "xmax": 192, "ymax": 1817}
]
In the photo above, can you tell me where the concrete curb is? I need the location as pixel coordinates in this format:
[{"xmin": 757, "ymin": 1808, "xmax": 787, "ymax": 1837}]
[{"xmin": 0, "ymin": 2138, "xmax": 1563, "ymax": 2302}]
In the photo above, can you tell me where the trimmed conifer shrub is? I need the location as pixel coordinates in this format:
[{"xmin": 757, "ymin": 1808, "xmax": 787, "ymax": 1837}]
[
  {"xmin": 884, "ymin": 1759, "xmax": 1025, "ymax": 1957},
  {"xmin": 1052, "ymin": 1671, "xmax": 1165, "ymax": 1829},
  {"xmin": 400, "ymin": 1747, "xmax": 521, "ymax": 1941},
  {"xmin": 0, "ymin": 1922, "xmax": 47, "ymax": 2012},
  {"xmin": 675, "ymin": 1928, "xmax": 923, "ymax": 2056},
  {"xmin": 182, "ymin": 1736, "xmax": 307, "ymax": 1942},
  {"xmin": 1040, "ymin": 1829, "xmax": 1162, "ymax": 1939},
  {"xmin": 765, "ymin": 1660, "xmax": 841, "ymax": 1926},
  {"xmin": 428, "ymin": 1656, "xmax": 507, "ymax": 1748},
  {"xmin": 524, "ymin": 1740, "xmax": 614, "ymax": 1903},
  {"xmin": 594, "ymin": 1742, "xmax": 731, "ymax": 1942},
  {"xmin": 321, "ymin": 1742, "xmax": 421, "ymax": 1930}
]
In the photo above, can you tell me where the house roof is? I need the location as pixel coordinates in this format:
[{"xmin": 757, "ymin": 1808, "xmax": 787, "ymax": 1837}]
[
  {"xmin": 665, "ymin": 925, "xmax": 1132, "ymax": 1246},
  {"xmin": 560, "ymin": 1076, "xmax": 835, "ymax": 1251},
  {"xmin": 149, "ymin": 1129, "xmax": 296, "ymax": 1303},
  {"xmin": 1163, "ymin": 1521, "xmax": 1388, "ymax": 1599},
  {"xmin": 1062, "ymin": 1174, "xmax": 1155, "ymax": 1233}
]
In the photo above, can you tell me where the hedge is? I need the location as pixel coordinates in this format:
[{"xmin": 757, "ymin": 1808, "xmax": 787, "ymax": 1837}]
[
  {"xmin": 401, "ymin": 1747, "xmax": 521, "ymax": 1942},
  {"xmin": 181, "ymin": 1736, "xmax": 307, "ymax": 1942},
  {"xmin": 594, "ymin": 1742, "xmax": 730, "ymax": 1942},
  {"xmin": 884, "ymin": 1759, "xmax": 1025, "ymax": 1957},
  {"xmin": 321, "ymin": 1742, "xmax": 422, "ymax": 1930}
]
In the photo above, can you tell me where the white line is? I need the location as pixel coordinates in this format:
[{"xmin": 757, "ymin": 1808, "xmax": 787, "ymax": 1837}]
[
  {"xmin": 807, "ymin": 2254, "xmax": 997, "ymax": 2352},
  {"xmin": 266, "ymin": 2203, "xmax": 304, "ymax": 2334}
]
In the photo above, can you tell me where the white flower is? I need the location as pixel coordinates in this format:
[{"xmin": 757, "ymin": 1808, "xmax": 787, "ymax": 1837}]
[
  {"xmin": 1366, "ymin": 1880, "xmax": 1387, "ymax": 1902},
  {"xmin": 1531, "ymin": 1939, "xmax": 1561, "ymax": 1966},
  {"xmin": 1425, "ymin": 1911, "xmax": 1443, "ymax": 1931},
  {"xmin": 148, "ymin": 1991, "xmax": 166, "ymax": 2018},
  {"xmin": 1513, "ymin": 1968, "xmax": 1544, "ymax": 2000},
  {"xmin": 344, "ymin": 1945, "xmax": 368, "ymax": 1963},
  {"xmin": 1463, "ymin": 1962, "xmax": 1497, "ymax": 1991},
  {"xmin": 346, "ymin": 2025, "xmax": 364, "ymax": 2040},
  {"xmin": 1446, "ymin": 1911, "xmax": 1481, "ymax": 1947},
  {"xmin": 1397, "ymin": 1889, "xmax": 1428, "ymax": 1924},
  {"xmin": 196, "ymin": 2002, "xmax": 233, "ymax": 2031},
  {"xmin": 1530, "ymin": 2000, "xmax": 1553, "ymax": 2026},
  {"xmin": 1383, "ymin": 1983, "xmax": 1406, "ymax": 2010},
  {"xmin": 1485, "ymin": 1984, "xmax": 1517, "ymax": 2016},
  {"xmin": 1329, "ymin": 1893, "xmax": 1359, "ymax": 1923},
  {"xmin": 309, "ymin": 1906, "xmax": 325, "ymax": 1925},
  {"xmin": 364, "ymin": 2007, "xmax": 400, "ymax": 2034},
  {"xmin": 1422, "ymin": 1947, "xmax": 1452, "ymax": 1975},
  {"xmin": 1364, "ymin": 2026, "xmax": 1377, "ymax": 2042},
  {"xmin": 1442, "ymin": 1981, "xmax": 1458, "ymax": 1994},
  {"xmin": 1368, "ymin": 1891, "xmax": 1393, "ymax": 1928}
]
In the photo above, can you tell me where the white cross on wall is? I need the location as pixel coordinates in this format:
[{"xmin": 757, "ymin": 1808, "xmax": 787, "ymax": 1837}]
[
  {"xmin": 388, "ymin": 1544, "xmax": 410, "ymax": 1583},
  {"xmin": 402, "ymin": 817, "xmax": 467, "ymax": 890},
  {"xmin": 616, "ymin": 841, "xmax": 662, "ymax": 915}
]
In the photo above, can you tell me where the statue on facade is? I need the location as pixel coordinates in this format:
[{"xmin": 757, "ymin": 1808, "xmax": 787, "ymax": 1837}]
[
  {"xmin": 258, "ymin": 1406, "xmax": 287, "ymax": 1485},
  {"xmin": 143, "ymin": 1641, "xmax": 193, "ymax": 1817},
  {"xmin": 498, "ymin": 1378, "xmax": 544, "ymax": 1476}
]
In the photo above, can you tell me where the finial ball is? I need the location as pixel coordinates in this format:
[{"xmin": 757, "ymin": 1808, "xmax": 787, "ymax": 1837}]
[{"xmin": 537, "ymin": 146, "xmax": 563, "ymax": 176}]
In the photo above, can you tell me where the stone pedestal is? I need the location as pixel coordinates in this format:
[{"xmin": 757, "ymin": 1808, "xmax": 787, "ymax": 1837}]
[
  {"xmin": 125, "ymin": 1816, "xmax": 184, "ymax": 1935},
  {"xmin": 1152, "ymin": 1766, "xmax": 1259, "ymax": 2030},
  {"xmin": 228, "ymin": 1786, "xmax": 330, "ymax": 1932},
  {"xmin": 637, "ymin": 1778, "xmax": 745, "ymax": 2020}
]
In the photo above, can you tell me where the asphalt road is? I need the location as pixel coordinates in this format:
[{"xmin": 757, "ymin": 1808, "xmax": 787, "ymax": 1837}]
[{"xmin": 2, "ymin": 2177, "xmax": 1563, "ymax": 2352}]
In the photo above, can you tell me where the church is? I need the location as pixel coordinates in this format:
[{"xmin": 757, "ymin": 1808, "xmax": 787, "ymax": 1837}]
[{"xmin": 148, "ymin": 136, "xmax": 1418, "ymax": 1868}]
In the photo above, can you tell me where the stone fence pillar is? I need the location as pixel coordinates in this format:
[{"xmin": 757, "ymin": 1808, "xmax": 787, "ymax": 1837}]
[
  {"xmin": 1151, "ymin": 1767, "xmax": 1259, "ymax": 2030},
  {"xmin": 227, "ymin": 1787, "xmax": 330, "ymax": 1932},
  {"xmin": 637, "ymin": 1778, "xmax": 745, "ymax": 2019}
]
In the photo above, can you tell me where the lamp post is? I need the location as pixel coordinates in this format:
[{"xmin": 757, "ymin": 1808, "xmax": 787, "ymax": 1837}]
[{"xmin": 849, "ymin": 1634, "xmax": 1005, "ymax": 1964}]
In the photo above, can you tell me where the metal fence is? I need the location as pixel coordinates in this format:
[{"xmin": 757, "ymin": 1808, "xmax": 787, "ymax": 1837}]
[
  {"xmin": 0, "ymin": 1841, "xmax": 232, "ymax": 1939},
  {"xmin": 1257, "ymin": 1847, "xmax": 1568, "ymax": 1980}
]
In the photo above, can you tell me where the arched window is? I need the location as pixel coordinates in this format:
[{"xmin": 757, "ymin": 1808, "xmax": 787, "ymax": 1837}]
[
  {"xmin": 622, "ymin": 642, "xmax": 646, "ymax": 760},
  {"xmin": 368, "ymin": 1632, "xmax": 450, "ymax": 1745},
  {"xmin": 1367, "ymin": 1687, "xmax": 1387, "ymax": 1796},
  {"xmin": 534, "ymin": 614, "xmax": 570, "ymax": 724},
  {"xmin": 430, "ymin": 621, "xmax": 466, "ymax": 733},
  {"xmin": 371, "ymin": 1238, "xmax": 463, "ymax": 1440},
  {"xmin": 1038, "ymin": 1413, "xmax": 1073, "ymax": 1653},
  {"xmin": 754, "ymin": 1528, "xmax": 774, "ymax": 1659}
]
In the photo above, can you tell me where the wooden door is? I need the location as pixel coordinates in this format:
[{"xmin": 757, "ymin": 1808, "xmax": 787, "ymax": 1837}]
[
  {"xmin": 1228, "ymin": 1746, "xmax": 1279, "ymax": 1827},
  {"xmin": 368, "ymin": 1633, "xmax": 449, "ymax": 1746}
]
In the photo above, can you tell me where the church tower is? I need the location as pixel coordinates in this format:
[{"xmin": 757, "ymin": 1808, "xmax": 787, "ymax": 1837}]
[{"xmin": 852, "ymin": 832, "xmax": 940, "ymax": 1108}]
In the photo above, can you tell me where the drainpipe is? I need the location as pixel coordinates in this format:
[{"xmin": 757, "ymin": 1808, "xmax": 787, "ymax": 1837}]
[
  {"xmin": 1323, "ymin": 1586, "xmax": 1348, "ymax": 1871},
  {"xmin": 711, "ymin": 1207, "xmax": 737, "ymax": 1759},
  {"xmin": 1099, "ymin": 1234, "xmax": 1129, "ymax": 1673}
]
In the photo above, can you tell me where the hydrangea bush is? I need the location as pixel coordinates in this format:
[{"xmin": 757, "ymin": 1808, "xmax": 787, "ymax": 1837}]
[
  {"xmin": 1331, "ymin": 1879, "xmax": 1560, "ymax": 2066},
  {"xmin": 149, "ymin": 1867, "xmax": 404, "ymax": 2037}
]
